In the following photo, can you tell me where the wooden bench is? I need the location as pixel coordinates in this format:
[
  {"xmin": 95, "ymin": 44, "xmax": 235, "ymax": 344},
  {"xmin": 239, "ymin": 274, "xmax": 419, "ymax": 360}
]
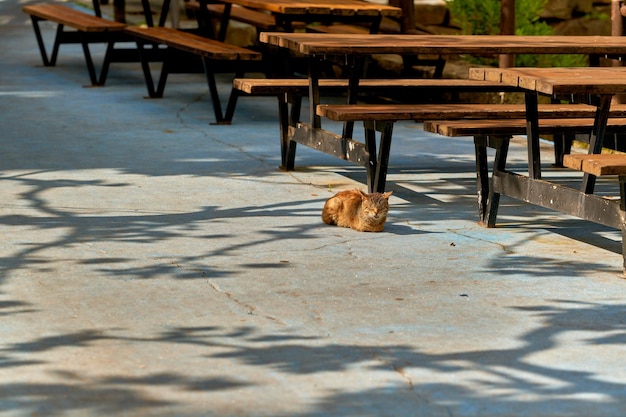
[
  {"xmin": 563, "ymin": 153, "xmax": 626, "ymax": 177},
  {"xmin": 233, "ymin": 77, "xmax": 524, "ymax": 168},
  {"xmin": 233, "ymin": 77, "xmax": 521, "ymax": 120},
  {"xmin": 233, "ymin": 77, "xmax": 520, "ymax": 97},
  {"xmin": 309, "ymin": 102, "xmax": 626, "ymax": 193},
  {"xmin": 316, "ymin": 103, "xmax": 626, "ymax": 122},
  {"xmin": 185, "ymin": 0, "xmax": 278, "ymax": 31},
  {"xmin": 186, "ymin": 1, "xmax": 280, "ymax": 40},
  {"xmin": 125, "ymin": 26, "xmax": 263, "ymax": 124},
  {"xmin": 564, "ymin": 153, "xmax": 626, "ymax": 271},
  {"xmin": 423, "ymin": 117, "xmax": 626, "ymax": 167},
  {"xmin": 423, "ymin": 121, "xmax": 626, "ymax": 272},
  {"xmin": 422, "ymin": 117, "xmax": 626, "ymax": 228},
  {"xmin": 22, "ymin": 3, "xmax": 135, "ymax": 86},
  {"xmin": 305, "ymin": 22, "xmax": 446, "ymax": 77}
]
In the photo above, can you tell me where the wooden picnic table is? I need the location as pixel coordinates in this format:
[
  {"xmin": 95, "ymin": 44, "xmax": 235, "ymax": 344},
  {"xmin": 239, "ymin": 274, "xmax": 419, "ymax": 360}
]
[
  {"xmin": 210, "ymin": 0, "xmax": 402, "ymax": 31},
  {"xmin": 193, "ymin": 0, "xmax": 402, "ymax": 41},
  {"xmin": 471, "ymin": 66, "xmax": 626, "ymax": 193},
  {"xmin": 469, "ymin": 66, "xmax": 626, "ymax": 271},
  {"xmin": 470, "ymin": 67, "xmax": 626, "ymax": 194},
  {"xmin": 258, "ymin": 33, "xmax": 626, "ymax": 161},
  {"xmin": 259, "ymin": 31, "xmax": 626, "ymax": 271},
  {"xmin": 260, "ymin": 32, "xmax": 626, "ymax": 57}
]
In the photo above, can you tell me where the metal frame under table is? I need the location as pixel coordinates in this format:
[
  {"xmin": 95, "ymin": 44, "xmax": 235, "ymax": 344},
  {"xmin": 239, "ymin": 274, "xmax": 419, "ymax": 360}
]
[
  {"xmin": 470, "ymin": 66, "xmax": 626, "ymax": 272},
  {"xmin": 259, "ymin": 33, "xmax": 626, "ymax": 193},
  {"xmin": 206, "ymin": 0, "xmax": 402, "ymax": 36}
]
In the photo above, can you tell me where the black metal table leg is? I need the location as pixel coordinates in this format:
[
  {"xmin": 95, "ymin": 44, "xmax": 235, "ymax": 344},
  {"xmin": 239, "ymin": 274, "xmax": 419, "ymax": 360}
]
[
  {"xmin": 373, "ymin": 121, "xmax": 393, "ymax": 193},
  {"xmin": 475, "ymin": 135, "xmax": 510, "ymax": 227},
  {"xmin": 79, "ymin": 32, "xmax": 100, "ymax": 86},
  {"xmin": 581, "ymin": 94, "xmax": 613, "ymax": 194},
  {"xmin": 278, "ymin": 93, "xmax": 300, "ymax": 170},
  {"xmin": 201, "ymin": 57, "xmax": 226, "ymax": 124},
  {"xmin": 525, "ymin": 91, "xmax": 541, "ymax": 180}
]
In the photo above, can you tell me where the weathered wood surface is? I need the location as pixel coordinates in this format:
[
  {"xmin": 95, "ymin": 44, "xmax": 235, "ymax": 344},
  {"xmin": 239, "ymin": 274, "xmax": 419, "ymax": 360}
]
[
  {"xmin": 260, "ymin": 33, "xmax": 626, "ymax": 56},
  {"xmin": 186, "ymin": 2, "xmax": 278, "ymax": 30},
  {"xmin": 221, "ymin": 0, "xmax": 402, "ymax": 17},
  {"xmin": 317, "ymin": 103, "xmax": 626, "ymax": 122},
  {"xmin": 424, "ymin": 117, "xmax": 626, "ymax": 136},
  {"xmin": 471, "ymin": 67, "xmax": 626, "ymax": 96},
  {"xmin": 125, "ymin": 26, "xmax": 262, "ymax": 60},
  {"xmin": 22, "ymin": 4, "xmax": 126, "ymax": 32},
  {"xmin": 233, "ymin": 77, "xmax": 519, "ymax": 95},
  {"xmin": 563, "ymin": 154, "xmax": 626, "ymax": 176}
]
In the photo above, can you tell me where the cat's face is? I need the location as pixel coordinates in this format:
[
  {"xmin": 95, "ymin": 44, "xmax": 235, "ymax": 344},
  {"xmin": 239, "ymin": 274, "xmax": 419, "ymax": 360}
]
[{"xmin": 360, "ymin": 191, "xmax": 392, "ymax": 222}]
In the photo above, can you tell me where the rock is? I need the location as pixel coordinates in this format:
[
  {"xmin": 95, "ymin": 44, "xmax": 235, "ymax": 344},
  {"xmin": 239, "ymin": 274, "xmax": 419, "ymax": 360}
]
[
  {"xmin": 541, "ymin": 0, "xmax": 594, "ymax": 20},
  {"xmin": 411, "ymin": 0, "xmax": 450, "ymax": 26}
]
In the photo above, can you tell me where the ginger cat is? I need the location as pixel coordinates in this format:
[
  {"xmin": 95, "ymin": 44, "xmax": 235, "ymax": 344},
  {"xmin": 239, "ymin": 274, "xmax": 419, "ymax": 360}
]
[{"xmin": 322, "ymin": 189, "xmax": 393, "ymax": 232}]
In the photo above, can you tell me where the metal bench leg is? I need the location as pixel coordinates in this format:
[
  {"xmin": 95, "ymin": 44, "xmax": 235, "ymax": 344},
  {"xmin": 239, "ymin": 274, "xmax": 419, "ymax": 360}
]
[
  {"xmin": 278, "ymin": 92, "xmax": 301, "ymax": 170},
  {"xmin": 201, "ymin": 57, "xmax": 227, "ymax": 124},
  {"xmin": 475, "ymin": 135, "xmax": 490, "ymax": 224},
  {"xmin": 619, "ymin": 175, "xmax": 626, "ymax": 275},
  {"xmin": 135, "ymin": 40, "xmax": 161, "ymax": 98},
  {"xmin": 364, "ymin": 121, "xmax": 378, "ymax": 193},
  {"xmin": 29, "ymin": 16, "xmax": 56, "ymax": 66},
  {"xmin": 79, "ymin": 32, "xmax": 100, "ymax": 86},
  {"xmin": 363, "ymin": 120, "xmax": 393, "ymax": 193},
  {"xmin": 97, "ymin": 41, "xmax": 117, "ymax": 86},
  {"xmin": 475, "ymin": 135, "xmax": 510, "ymax": 227},
  {"xmin": 581, "ymin": 94, "xmax": 612, "ymax": 194},
  {"xmin": 552, "ymin": 133, "xmax": 573, "ymax": 168},
  {"xmin": 49, "ymin": 22, "xmax": 64, "ymax": 66},
  {"xmin": 155, "ymin": 54, "xmax": 171, "ymax": 98},
  {"xmin": 222, "ymin": 71, "xmax": 245, "ymax": 124},
  {"xmin": 29, "ymin": 16, "xmax": 66, "ymax": 67}
]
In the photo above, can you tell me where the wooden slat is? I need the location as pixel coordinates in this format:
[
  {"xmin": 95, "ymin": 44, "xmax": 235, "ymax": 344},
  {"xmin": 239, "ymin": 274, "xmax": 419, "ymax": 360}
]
[
  {"xmin": 316, "ymin": 103, "xmax": 626, "ymax": 122},
  {"xmin": 232, "ymin": 77, "xmax": 520, "ymax": 95},
  {"xmin": 471, "ymin": 67, "xmax": 626, "ymax": 96},
  {"xmin": 125, "ymin": 26, "xmax": 262, "ymax": 60},
  {"xmin": 259, "ymin": 33, "xmax": 626, "ymax": 56},
  {"xmin": 22, "ymin": 4, "xmax": 126, "ymax": 32},
  {"xmin": 186, "ymin": 2, "xmax": 278, "ymax": 30},
  {"xmin": 563, "ymin": 154, "xmax": 626, "ymax": 176},
  {"xmin": 424, "ymin": 117, "xmax": 626, "ymax": 137},
  {"xmin": 225, "ymin": 0, "xmax": 402, "ymax": 17},
  {"xmin": 307, "ymin": 24, "xmax": 370, "ymax": 34}
]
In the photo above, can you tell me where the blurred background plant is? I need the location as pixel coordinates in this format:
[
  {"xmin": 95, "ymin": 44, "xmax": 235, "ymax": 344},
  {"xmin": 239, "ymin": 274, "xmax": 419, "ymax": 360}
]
[{"xmin": 445, "ymin": 0, "xmax": 587, "ymax": 67}]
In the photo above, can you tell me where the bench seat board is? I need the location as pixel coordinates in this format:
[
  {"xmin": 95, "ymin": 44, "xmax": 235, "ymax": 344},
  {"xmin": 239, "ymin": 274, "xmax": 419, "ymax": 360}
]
[
  {"xmin": 232, "ymin": 77, "xmax": 520, "ymax": 95},
  {"xmin": 563, "ymin": 154, "xmax": 626, "ymax": 176},
  {"xmin": 424, "ymin": 117, "xmax": 626, "ymax": 137},
  {"xmin": 22, "ymin": 4, "xmax": 126, "ymax": 32},
  {"xmin": 186, "ymin": 2, "xmax": 278, "ymax": 30},
  {"xmin": 125, "ymin": 26, "xmax": 262, "ymax": 123},
  {"xmin": 317, "ymin": 103, "xmax": 626, "ymax": 122},
  {"xmin": 22, "ymin": 3, "xmax": 135, "ymax": 86},
  {"xmin": 125, "ymin": 26, "xmax": 262, "ymax": 60}
]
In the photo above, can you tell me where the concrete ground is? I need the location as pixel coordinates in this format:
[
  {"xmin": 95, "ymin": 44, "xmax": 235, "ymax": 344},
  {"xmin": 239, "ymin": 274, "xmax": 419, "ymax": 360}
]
[{"xmin": 3, "ymin": 1, "xmax": 626, "ymax": 416}]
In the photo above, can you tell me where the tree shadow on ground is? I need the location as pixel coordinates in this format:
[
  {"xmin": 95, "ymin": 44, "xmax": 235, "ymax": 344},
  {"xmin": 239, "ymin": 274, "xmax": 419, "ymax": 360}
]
[{"xmin": 1, "ymin": 301, "xmax": 625, "ymax": 416}]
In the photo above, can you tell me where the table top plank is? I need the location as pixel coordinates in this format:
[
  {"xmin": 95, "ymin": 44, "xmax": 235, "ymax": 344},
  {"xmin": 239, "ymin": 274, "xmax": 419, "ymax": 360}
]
[
  {"xmin": 563, "ymin": 154, "xmax": 626, "ymax": 176},
  {"xmin": 220, "ymin": 0, "xmax": 402, "ymax": 17},
  {"xmin": 470, "ymin": 67, "xmax": 626, "ymax": 95},
  {"xmin": 260, "ymin": 33, "xmax": 626, "ymax": 56},
  {"xmin": 125, "ymin": 26, "xmax": 262, "ymax": 60}
]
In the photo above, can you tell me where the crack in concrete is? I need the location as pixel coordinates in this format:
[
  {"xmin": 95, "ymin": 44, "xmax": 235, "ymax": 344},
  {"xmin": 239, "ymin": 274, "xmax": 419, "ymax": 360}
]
[
  {"xmin": 392, "ymin": 364, "xmax": 414, "ymax": 390},
  {"xmin": 448, "ymin": 228, "xmax": 514, "ymax": 255},
  {"xmin": 206, "ymin": 278, "xmax": 286, "ymax": 325},
  {"xmin": 175, "ymin": 96, "xmax": 269, "ymax": 166}
]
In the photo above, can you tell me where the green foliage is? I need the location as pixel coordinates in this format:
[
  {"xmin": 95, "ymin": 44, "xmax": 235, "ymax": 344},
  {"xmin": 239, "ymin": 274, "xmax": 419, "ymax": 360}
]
[
  {"xmin": 447, "ymin": 0, "xmax": 501, "ymax": 35},
  {"xmin": 445, "ymin": 0, "xmax": 587, "ymax": 67}
]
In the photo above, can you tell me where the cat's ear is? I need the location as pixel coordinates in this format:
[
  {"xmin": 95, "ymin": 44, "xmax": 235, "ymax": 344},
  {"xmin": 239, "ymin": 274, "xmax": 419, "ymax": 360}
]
[
  {"xmin": 358, "ymin": 189, "xmax": 368, "ymax": 199},
  {"xmin": 382, "ymin": 191, "xmax": 393, "ymax": 199}
]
